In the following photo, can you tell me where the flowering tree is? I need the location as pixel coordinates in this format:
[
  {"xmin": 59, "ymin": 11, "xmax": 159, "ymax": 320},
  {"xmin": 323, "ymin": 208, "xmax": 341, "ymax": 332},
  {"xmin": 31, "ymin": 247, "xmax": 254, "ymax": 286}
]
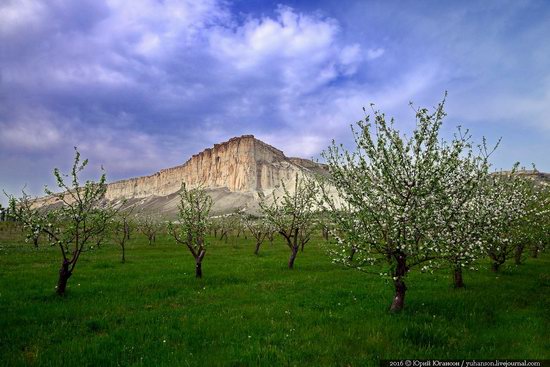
[
  {"xmin": 218, "ymin": 216, "xmax": 232, "ymax": 242},
  {"xmin": 7, "ymin": 191, "xmax": 42, "ymax": 248},
  {"xmin": 482, "ymin": 170, "xmax": 544, "ymax": 271},
  {"xmin": 529, "ymin": 185, "xmax": 550, "ymax": 258},
  {"xmin": 8, "ymin": 148, "xmax": 115, "ymax": 296},
  {"xmin": 240, "ymin": 213, "xmax": 270, "ymax": 255},
  {"xmin": 211, "ymin": 214, "xmax": 240, "ymax": 242},
  {"xmin": 321, "ymin": 97, "xmax": 494, "ymax": 311},
  {"xmin": 260, "ymin": 174, "xmax": 317, "ymax": 269},
  {"xmin": 428, "ymin": 132, "xmax": 499, "ymax": 288},
  {"xmin": 512, "ymin": 179, "xmax": 550, "ymax": 264},
  {"xmin": 233, "ymin": 212, "xmax": 247, "ymax": 239},
  {"xmin": 138, "ymin": 214, "xmax": 162, "ymax": 246},
  {"xmin": 110, "ymin": 206, "xmax": 135, "ymax": 263},
  {"xmin": 168, "ymin": 184, "xmax": 212, "ymax": 278}
]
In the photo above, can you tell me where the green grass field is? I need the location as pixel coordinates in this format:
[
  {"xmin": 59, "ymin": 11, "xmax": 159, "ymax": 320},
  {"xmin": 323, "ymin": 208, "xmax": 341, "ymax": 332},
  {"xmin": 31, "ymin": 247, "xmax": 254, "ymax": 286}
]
[{"xmin": 1, "ymin": 224, "xmax": 549, "ymax": 366}]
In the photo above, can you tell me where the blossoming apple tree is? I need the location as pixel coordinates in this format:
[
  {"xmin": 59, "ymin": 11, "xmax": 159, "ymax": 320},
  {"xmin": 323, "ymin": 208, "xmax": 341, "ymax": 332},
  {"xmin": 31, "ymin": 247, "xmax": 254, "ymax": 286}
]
[
  {"xmin": 168, "ymin": 184, "xmax": 212, "ymax": 278},
  {"xmin": 260, "ymin": 174, "xmax": 317, "ymax": 269},
  {"xmin": 321, "ymin": 97, "xmax": 497, "ymax": 311},
  {"xmin": 8, "ymin": 148, "xmax": 115, "ymax": 296}
]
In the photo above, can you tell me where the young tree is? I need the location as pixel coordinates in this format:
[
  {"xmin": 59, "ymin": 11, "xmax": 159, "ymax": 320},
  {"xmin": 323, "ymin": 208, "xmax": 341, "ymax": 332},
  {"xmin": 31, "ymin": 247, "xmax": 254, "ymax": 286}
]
[
  {"xmin": 267, "ymin": 227, "xmax": 276, "ymax": 246},
  {"xmin": 513, "ymin": 180, "xmax": 550, "ymax": 264},
  {"xmin": 530, "ymin": 186, "xmax": 549, "ymax": 258},
  {"xmin": 483, "ymin": 170, "xmax": 541, "ymax": 272},
  {"xmin": 213, "ymin": 214, "xmax": 238, "ymax": 243},
  {"xmin": 321, "ymin": 223, "xmax": 330, "ymax": 242},
  {"xmin": 260, "ymin": 174, "xmax": 317, "ymax": 269},
  {"xmin": 219, "ymin": 218, "xmax": 231, "ymax": 242},
  {"xmin": 428, "ymin": 131, "xmax": 497, "ymax": 288},
  {"xmin": 111, "ymin": 206, "xmax": 135, "ymax": 263},
  {"xmin": 209, "ymin": 218, "xmax": 219, "ymax": 238},
  {"xmin": 321, "ymin": 97, "xmax": 492, "ymax": 311},
  {"xmin": 436, "ymin": 196, "xmax": 488, "ymax": 288},
  {"xmin": 240, "ymin": 213, "xmax": 270, "ymax": 255},
  {"xmin": 6, "ymin": 190, "xmax": 42, "ymax": 248},
  {"xmin": 234, "ymin": 213, "xmax": 246, "ymax": 239},
  {"xmin": 168, "ymin": 184, "xmax": 212, "ymax": 278},
  {"xmin": 8, "ymin": 148, "xmax": 115, "ymax": 296},
  {"xmin": 138, "ymin": 215, "xmax": 161, "ymax": 246}
]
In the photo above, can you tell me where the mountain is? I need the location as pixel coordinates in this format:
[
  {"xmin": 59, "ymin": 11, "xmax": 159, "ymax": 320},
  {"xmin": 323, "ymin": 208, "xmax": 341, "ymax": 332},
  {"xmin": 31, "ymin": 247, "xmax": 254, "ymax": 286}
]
[
  {"xmin": 34, "ymin": 135, "xmax": 547, "ymax": 217},
  {"xmin": 34, "ymin": 135, "xmax": 328, "ymax": 217}
]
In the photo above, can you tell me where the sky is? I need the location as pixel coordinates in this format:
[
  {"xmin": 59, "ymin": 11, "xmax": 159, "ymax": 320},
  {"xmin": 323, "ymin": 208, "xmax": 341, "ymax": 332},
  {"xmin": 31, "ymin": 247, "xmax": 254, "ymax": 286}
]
[{"xmin": 1, "ymin": 0, "xmax": 549, "ymax": 204}]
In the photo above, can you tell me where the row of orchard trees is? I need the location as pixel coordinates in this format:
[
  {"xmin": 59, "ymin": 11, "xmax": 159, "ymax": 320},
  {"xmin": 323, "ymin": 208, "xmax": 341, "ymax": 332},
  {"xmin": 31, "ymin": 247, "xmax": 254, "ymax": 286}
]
[
  {"xmin": 7, "ymin": 97, "xmax": 550, "ymax": 310},
  {"xmin": 241, "ymin": 95, "xmax": 548, "ymax": 311},
  {"xmin": 320, "ymin": 98, "xmax": 550, "ymax": 311}
]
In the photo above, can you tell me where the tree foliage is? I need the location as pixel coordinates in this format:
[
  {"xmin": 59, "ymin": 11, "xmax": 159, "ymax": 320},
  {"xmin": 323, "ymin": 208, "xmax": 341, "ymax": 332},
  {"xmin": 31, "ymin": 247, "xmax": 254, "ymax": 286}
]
[
  {"xmin": 8, "ymin": 148, "xmax": 115, "ymax": 295},
  {"xmin": 137, "ymin": 214, "xmax": 162, "ymax": 246},
  {"xmin": 240, "ymin": 212, "xmax": 271, "ymax": 255},
  {"xmin": 260, "ymin": 174, "xmax": 318, "ymax": 269},
  {"xmin": 168, "ymin": 184, "xmax": 212, "ymax": 278},
  {"xmin": 483, "ymin": 170, "xmax": 549, "ymax": 270},
  {"xmin": 110, "ymin": 205, "xmax": 136, "ymax": 263},
  {"xmin": 321, "ymin": 96, "xmax": 501, "ymax": 310}
]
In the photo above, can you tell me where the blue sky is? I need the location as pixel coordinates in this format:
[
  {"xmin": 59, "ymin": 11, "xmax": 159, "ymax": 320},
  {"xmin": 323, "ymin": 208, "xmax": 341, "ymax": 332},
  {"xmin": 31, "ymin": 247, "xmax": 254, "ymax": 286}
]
[{"xmin": 1, "ymin": 0, "xmax": 549, "ymax": 203}]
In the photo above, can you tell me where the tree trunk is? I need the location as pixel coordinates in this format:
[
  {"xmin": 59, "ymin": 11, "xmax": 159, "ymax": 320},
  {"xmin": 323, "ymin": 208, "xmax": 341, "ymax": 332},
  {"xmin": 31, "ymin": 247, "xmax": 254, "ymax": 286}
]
[
  {"xmin": 453, "ymin": 266, "xmax": 464, "ymax": 288},
  {"xmin": 514, "ymin": 244, "xmax": 525, "ymax": 265},
  {"xmin": 322, "ymin": 227, "xmax": 329, "ymax": 241},
  {"xmin": 33, "ymin": 237, "xmax": 38, "ymax": 248},
  {"xmin": 254, "ymin": 241, "xmax": 261, "ymax": 255},
  {"xmin": 349, "ymin": 247, "xmax": 357, "ymax": 261},
  {"xmin": 532, "ymin": 245, "xmax": 539, "ymax": 258},
  {"xmin": 491, "ymin": 261, "xmax": 501, "ymax": 272},
  {"xmin": 389, "ymin": 253, "xmax": 407, "ymax": 312},
  {"xmin": 390, "ymin": 278, "xmax": 407, "ymax": 312},
  {"xmin": 121, "ymin": 245, "xmax": 126, "ymax": 263},
  {"xmin": 288, "ymin": 246, "xmax": 299, "ymax": 269},
  {"xmin": 195, "ymin": 260, "xmax": 202, "ymax": 278},
  {"xmin": 56, "ymin": 260, "xmax": 72, "ymax": 296}
]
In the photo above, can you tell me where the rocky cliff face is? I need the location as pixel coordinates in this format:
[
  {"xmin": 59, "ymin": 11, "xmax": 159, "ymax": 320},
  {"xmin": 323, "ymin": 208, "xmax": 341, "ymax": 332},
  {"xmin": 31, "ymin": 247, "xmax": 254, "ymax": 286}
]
[
  {"xmin": 105, "ymin": 135, "xmax": 324, "ymax": 201},
  {"xmin": 58, "ymin": 135, "xmax": 325, "ymax": 215}
]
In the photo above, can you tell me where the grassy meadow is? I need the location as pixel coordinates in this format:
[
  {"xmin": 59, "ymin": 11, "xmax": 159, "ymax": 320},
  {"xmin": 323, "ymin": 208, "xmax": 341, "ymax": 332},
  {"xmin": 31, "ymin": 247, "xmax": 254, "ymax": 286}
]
[{"xmin": 0, "ymin": 223, "xmax": 549, "ymax": 366}]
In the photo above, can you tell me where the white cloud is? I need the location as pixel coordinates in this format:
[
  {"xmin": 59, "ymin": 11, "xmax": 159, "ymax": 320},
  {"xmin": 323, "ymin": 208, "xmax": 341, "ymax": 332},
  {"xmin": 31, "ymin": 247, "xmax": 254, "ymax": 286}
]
[
  {"xmin": 0, "ymin": 0, "xmax": 46, "ymax": 35},
  {"xmin": 103, "ymin": 0, "xmax": 228, "ymax": 57},
  {"xmin": 0, "ymin": 110, "xmax": 62, "ymax": 151},
  {"xmin": 258, "ymin": 132, "xmax": 327, "ymax": 158},
  {"xmin": 366, "ymin": 47, "xmax": 385, "ymax": 60},
  {"xmin": 208, "ymin": 6, "xmax": 363, "ymax": 95},
  {"xmin": 6, "ymin": 0, "xmax": 548, "ymax": 195},
  {"xmin": 0, "ymin": 106, "xmax": 177, "ymax": 178},
  {"xmin": 77, "ymin": 126, "xmax": 171, "ymax": 173}
]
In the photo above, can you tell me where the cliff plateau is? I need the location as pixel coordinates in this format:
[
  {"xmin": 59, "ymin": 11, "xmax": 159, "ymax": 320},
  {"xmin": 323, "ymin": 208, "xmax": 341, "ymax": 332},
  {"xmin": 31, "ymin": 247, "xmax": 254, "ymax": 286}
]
[{"xmin": 35, "ymin": 135, "xmax": 328, "ymax": 216}]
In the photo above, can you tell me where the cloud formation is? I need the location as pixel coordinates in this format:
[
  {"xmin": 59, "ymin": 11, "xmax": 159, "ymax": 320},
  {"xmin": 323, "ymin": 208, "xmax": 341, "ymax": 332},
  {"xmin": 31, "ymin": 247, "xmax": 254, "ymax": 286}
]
[{"xmin": 1, "ymin": 0, "xmax": 549, "ymax": 202}]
